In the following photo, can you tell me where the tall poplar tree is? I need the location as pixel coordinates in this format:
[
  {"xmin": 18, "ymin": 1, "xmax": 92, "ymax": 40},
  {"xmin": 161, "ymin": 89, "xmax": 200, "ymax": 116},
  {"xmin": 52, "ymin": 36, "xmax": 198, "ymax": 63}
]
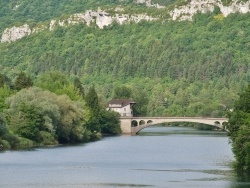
[
  {"xmin": 85, "ymin": 86, "xmax": 100, "ymax": 115},
  {"xmin": 85, "ymin": 86, "xmax": 101, "ymax": 132},
  {"xmin": 73, "ymin": 77, "xmax": 85, "ymax": 98}
]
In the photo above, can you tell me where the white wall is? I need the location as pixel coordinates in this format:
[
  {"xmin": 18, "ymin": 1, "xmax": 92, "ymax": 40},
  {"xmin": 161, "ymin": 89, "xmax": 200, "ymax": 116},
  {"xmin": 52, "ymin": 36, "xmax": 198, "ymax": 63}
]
[{"xmin": 107, "ymin": 104, "xmax": 133, "ymax": 117}]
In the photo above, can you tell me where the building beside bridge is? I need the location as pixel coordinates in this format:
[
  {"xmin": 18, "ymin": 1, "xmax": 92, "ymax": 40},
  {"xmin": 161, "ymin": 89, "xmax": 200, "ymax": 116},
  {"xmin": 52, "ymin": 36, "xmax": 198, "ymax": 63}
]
[{"xmin": 106, "ymin": 99, "xmax": 136, "ymax": 117}]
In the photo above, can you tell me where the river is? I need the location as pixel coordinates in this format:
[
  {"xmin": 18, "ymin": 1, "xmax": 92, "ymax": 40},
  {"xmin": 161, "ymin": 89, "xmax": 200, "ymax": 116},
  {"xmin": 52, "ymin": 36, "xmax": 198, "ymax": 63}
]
[{"xmin": 0, "ymin": 126, "xmax": 250, "ymax": 188}]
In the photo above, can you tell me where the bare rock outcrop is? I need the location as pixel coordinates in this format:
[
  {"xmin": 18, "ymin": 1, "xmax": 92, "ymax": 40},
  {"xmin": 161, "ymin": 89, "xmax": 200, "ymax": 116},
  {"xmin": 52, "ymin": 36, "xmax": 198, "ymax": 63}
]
[
  {"xmin": 170, "ymin": 0, "xmax": 250, "ymax": 21},
  {"xmin": 1, "ymin": 8, "xmax": 157, "ymax": 43},
  {"xmin": 1, "ymin": 24, "xmax": 31, "ymax": 43}
]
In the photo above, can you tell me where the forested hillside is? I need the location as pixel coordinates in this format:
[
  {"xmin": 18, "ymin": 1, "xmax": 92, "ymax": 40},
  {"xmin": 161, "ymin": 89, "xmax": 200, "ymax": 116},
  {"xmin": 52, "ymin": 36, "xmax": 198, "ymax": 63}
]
[{"xmin": 0, "ymin": 0, "xmax": 249, "ymax": 118}]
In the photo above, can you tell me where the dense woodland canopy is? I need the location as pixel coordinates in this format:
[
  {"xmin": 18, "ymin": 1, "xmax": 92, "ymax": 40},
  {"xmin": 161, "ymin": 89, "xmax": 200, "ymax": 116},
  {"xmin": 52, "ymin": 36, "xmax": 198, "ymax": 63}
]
[{"xmin": 0, "ymin": 0, "xmax": 250, "ymax": 149}]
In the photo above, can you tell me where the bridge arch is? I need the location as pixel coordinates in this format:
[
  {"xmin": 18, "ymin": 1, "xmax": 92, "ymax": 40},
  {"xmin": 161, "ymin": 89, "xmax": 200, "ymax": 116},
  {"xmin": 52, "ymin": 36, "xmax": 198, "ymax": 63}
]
[
  {"xmin": 147, "ymin": 120, "xmax": 153, "ymax": 124},
  {"xmin": 131, "ymin": 120, "xmax": 138, "ymax": 127},
  {"xmin": 139, "ymin": 120, "xmax": 146, "ymax": 125}
]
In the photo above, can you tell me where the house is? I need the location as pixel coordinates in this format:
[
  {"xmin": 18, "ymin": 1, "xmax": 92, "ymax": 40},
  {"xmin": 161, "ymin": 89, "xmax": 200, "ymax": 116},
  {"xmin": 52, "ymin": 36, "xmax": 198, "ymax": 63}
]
[{"xmin": 106, "ymin": 99, "xmax": 136, "ymax": 117}]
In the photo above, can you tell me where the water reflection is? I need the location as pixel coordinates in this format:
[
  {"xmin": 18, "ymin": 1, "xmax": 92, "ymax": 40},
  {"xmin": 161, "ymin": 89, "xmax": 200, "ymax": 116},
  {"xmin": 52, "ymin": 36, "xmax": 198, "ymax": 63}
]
[
  {"xmin": 138, "ymin": 126, "xmax": 227, "ymax": 137},
  {"xmin": 230, "ymin": 171, "xmax": 250, "ymax": 188}
]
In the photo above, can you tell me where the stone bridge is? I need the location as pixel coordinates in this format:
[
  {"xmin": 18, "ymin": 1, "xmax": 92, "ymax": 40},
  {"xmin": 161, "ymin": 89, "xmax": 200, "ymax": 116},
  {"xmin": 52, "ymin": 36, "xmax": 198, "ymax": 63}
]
[{"xmin": 120, "ymin": 117, "xmax": 228, "ymax": 134}]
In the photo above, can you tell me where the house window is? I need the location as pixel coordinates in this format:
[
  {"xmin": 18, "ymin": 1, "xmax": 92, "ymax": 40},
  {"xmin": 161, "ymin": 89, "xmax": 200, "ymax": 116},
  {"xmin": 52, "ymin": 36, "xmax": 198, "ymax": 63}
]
[{"xmin": 124, "ymin": 108, "xmax": 126, "ymax": 111}]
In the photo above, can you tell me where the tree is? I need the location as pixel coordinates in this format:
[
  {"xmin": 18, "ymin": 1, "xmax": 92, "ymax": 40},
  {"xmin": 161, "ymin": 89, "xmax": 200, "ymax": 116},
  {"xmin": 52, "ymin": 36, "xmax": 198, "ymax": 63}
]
[
  {"xmin": 0, "ymin": 74, "xmax": 10, "ymax": 88},
  {"xmin": 85, "ymin": 86, "xmax": 100, "ymax": 115},
  {"xmin": 112, "ymin": 85, "xmax": 132, "ymax": 99},
  {"xmin": 227, "ymin": 85, "xmax": 250, "ymax": 170},
  {"xmin": 0, "ymin": 114, "xmax": 8, "ymax": 137},
  {"xmin": 0, "ymin": 85, "xmax": 12, "ymax": 112},
  {"xmin": 84, "ymin": 86, "xmax": 121, "ymax": 135},
  {"xmin": 132, "ymin": 89, "xmax": 149, "ymax": 116},
  {"xmin": 14, "ymin": 72, "xmax": 33, "ymax": 91},
  {"xmin": 35, "ymin": 71, "xmax": 69, "ymax": 93},
  {"xmin": 5, "ymin": 87, "xmax": 87, "ymax": 145},
  {"xmin": 85, "ymin": 86, "xmax": 101, "ymax": 132},
  {"xmin": 99, "ymin": 110, "xmax": 121, "ymax": 135},
  {"xmin": 35, "ymin": 71, "xmax": 82, "ymax": 101},
  {"xmin": 73, "ymin": 77, "xmax": 85, "ymax": 98}
]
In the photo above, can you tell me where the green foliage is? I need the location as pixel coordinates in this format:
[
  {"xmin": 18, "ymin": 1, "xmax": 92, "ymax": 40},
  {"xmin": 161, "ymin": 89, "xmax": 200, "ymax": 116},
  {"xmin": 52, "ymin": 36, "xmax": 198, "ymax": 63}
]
[
  {"xmin": 131, "ymin": 88, "xmax": 149, "ymax": 116},
  {"xmin": 0, "ymin": 138, "xmax": 11, "ymax": 150},
  {"xmin": 18, "ymin": 137, "xmax": 35, "ymax": 149},
  {"xmin": 0, "ymin": 85, "xmax": 13, "ymax": 112},
  {"xmin": 85, "ymin": 86, "xmax": 100, "ymax": 115},
  {"xmin": 220, "ymin": 0, "xmax": 233, "ymax": 6},
  {"xmin": 11, "ymin": 103, "xmax": 42, "ymax": 141},
  {"xmin": 0, "ymin": 74, "xmax": 11, "ymax": 88},
  {"xmin": 0, "ymin": 114, "xmax": 8, "ymax": 136},
  {"xmin": 55, "ymin": 94, "xmax": 86, "ymax": 143},
  {"xmin": 35, "ymin": 71, "xmax": 69, "ymax": 93},
  {"xmin": 74, "ymin": 77, "xmax": 85, "ymax": 98},
  {"xmin": 0, "ymin": 114, "xmax": 22, "ymax": 150},
  {"xmin": 36, "ymin": 71, "xmax": 82, "ymax": 101},
  {"xmin": 0, "ymin": 71, "xmax": 122, "ymax": 150},
  {"xmin": 5, "ymin": 87, "xmax": 87, "ymax": 145},
  {"xmin": 213, "ymin": 6, "xmax": 221, "ymax": 14},
  {"xmin": 85, "ymin": 86, "xmax": 121, "ymax": 134},
  {"xmin": 99, "ymin": 110, "xmax": 121, "ymax": 135},
  {"xmin": 228, "ymin": 85, "xmax": 250, "ymax": 170},
  {"xmin": 112, "ymin": 85, "xmax": 132, "ymax": 99},
  {"xmin": 2, "ymin": 133, "xmax": 21, "ymax": 150},
  {"xmin": 14, "ymin": 72, "xmax": 33, "ymax": 91},
  {"xmin": 151, "ymin": 0, "xmax": 176, "ymax": 6}
]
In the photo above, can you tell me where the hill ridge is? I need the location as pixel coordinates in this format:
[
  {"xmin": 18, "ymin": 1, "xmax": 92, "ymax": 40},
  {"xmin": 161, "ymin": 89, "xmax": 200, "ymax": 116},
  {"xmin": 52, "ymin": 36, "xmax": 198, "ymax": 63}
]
[{"xmin": 2, "ymin": 0, "xmax": 250, "ymax": 43}]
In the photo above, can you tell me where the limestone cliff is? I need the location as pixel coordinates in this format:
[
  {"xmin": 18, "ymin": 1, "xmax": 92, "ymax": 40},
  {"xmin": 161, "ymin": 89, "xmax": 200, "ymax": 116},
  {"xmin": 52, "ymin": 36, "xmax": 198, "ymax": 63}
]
[
  {"xmin": 2, "ymin": 0, "xmax": 250, "ymax": 43},
  {"xmin": 170, "ymin": 0, "xmax": 250, "ymax": 21},
  {"xmin": 1, "ymin": 8, "xmax": 157, "ymax": 43},
  {"xmin": 1, "ymin": 24, "xmax": 31, "ymax": 43}
]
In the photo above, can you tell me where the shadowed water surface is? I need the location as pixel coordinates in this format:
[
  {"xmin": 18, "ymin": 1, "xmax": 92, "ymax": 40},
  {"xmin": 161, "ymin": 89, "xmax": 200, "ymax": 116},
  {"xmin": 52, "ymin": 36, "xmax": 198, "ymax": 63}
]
[{"xmin": 0, "ymin": 126, "xmax": 249, "ymax": 188}]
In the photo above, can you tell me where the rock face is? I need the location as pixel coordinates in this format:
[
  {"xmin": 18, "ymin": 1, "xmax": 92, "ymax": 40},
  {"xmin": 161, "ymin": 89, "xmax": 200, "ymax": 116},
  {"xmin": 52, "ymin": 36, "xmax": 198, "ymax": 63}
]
[
  {"xmin": 1, "ymin": 24, "xmax": 31, "ymax": 43},
  {"xmin": 2, "ymin": 0, "xmax": 250, "ymax": 43},
  {"xmin": 51, "ymin": 9, "xmax": 157, "ymax": 29},
  {"xmin": 170, "ymin": 0, "xmax": 250, "ymax": 21},
  {"xmin": 1, "ymin": 8, "xmax": 157, "ymax": 43}
]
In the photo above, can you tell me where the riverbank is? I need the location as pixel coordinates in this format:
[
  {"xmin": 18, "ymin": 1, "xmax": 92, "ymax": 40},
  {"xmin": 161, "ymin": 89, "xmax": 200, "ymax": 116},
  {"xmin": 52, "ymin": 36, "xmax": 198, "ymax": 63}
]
[{"xmin": 0, "ymin": 131, "xmax": 103, "ymax": 151}]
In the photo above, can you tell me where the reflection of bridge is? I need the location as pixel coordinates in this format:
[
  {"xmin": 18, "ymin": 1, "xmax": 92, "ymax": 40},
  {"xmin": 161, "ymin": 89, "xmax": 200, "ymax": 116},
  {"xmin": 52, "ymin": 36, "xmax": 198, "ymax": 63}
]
[{"xmin": 120, "ymin": 117, "xmax": 228, "ymax": 134}]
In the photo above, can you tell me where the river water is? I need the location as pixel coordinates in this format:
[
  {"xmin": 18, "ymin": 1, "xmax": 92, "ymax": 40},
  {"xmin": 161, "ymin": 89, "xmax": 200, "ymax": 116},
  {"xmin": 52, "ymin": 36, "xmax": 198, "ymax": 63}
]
[{"xmin": 0, "ymin": 126, "xmax": 250, "ymax": 188}]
